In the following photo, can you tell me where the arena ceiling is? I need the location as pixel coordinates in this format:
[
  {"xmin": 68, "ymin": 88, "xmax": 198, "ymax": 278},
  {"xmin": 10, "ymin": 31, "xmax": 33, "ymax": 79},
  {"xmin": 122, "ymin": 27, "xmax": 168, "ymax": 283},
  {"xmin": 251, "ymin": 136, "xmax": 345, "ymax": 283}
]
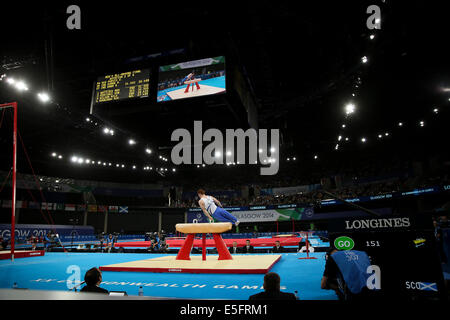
[{"xmin": 0, "ymin": 1, "xmax": 449, "ymax": 186}]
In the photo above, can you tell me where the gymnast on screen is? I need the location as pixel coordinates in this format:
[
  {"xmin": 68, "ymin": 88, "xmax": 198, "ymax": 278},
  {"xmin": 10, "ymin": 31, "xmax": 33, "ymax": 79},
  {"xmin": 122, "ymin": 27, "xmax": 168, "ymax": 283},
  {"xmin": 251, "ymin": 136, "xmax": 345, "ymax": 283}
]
[
  {"xmin": 197, "ymin": 189, "xmax": 240, "ymax": 226},
  {"xmin": 182, "ymin": 71, "xmax": 195, "ymax": 83}
]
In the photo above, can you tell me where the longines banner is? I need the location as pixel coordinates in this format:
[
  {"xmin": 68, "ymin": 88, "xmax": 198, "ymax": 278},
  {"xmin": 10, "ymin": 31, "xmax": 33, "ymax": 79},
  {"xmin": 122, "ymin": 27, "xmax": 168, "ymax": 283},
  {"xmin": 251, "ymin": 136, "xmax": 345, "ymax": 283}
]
[{"xmin": 187, "ymin": 207, "xmax": 314, "ymax": 223}]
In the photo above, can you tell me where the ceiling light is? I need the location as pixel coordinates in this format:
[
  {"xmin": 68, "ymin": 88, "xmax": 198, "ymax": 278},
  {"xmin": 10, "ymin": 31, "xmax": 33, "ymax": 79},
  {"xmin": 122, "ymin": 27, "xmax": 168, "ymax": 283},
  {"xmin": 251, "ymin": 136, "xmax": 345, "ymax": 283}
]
[
  {"xmin": 37, "ymin": 92, "xmax": 50, "ymax": 102},
  {"xmin": 345, "ymin": 103, "xmax": 356, "ymax": 115}
]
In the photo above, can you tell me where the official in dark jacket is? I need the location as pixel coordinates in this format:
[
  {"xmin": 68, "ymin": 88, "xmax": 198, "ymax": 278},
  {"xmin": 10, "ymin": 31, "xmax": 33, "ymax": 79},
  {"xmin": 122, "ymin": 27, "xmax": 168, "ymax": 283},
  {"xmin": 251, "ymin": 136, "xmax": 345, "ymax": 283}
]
[{"xmin": 249, "ymin": 272, "xmax": 297, "ymax": 300}]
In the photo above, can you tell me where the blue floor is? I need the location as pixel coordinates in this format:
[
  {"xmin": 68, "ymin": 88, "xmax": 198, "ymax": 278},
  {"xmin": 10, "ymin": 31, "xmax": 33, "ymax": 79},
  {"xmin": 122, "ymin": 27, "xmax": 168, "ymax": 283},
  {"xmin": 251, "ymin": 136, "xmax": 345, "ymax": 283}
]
[{"xmin": 0, "ymin": 252, "xmax": 337, "ymax": 300}]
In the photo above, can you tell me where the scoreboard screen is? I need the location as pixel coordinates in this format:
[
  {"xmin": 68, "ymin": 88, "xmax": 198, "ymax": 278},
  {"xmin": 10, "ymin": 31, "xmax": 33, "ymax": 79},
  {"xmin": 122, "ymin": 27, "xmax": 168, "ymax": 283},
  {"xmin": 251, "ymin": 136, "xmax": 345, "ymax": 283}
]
[{"xmin": 91, "ymin": 69, "xmax": 150, "ymax": 106}]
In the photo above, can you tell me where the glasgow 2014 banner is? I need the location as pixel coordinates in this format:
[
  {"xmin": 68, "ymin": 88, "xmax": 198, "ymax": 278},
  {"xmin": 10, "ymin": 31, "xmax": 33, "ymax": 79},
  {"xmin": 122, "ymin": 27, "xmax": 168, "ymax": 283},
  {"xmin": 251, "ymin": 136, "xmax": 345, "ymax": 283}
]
[{"xmin": 187, "ymin": 206, "xmax": 314, "ymax": 223}]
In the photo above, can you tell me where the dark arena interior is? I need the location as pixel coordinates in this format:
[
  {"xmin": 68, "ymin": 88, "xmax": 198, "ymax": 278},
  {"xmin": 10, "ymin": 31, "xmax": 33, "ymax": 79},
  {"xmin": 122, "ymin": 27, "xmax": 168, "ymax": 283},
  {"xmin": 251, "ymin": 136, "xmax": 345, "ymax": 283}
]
[{"xmin": 0, "ymin": 0, "xmax": 449, "ymax": 314}]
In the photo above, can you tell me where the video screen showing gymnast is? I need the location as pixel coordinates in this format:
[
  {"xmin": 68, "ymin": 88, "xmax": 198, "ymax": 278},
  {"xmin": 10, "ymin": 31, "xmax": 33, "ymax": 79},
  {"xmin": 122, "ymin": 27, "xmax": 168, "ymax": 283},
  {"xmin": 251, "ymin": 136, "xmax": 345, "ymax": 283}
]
[{"xmin": 157, "ymin": 56, "xmax": 226, "ymax": 102}]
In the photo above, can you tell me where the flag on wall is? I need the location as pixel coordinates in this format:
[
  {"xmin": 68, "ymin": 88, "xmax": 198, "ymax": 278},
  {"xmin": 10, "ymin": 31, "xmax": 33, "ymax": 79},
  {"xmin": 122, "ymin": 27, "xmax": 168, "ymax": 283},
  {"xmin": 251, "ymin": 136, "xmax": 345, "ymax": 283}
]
[
  {"xmin": 97, "ymin": 205, "xmax": 107, "ymax": 213},
  {"xmin": 108, "ymin": 206, "xmax": 118, "ymax": 213},
  {"xmin": 119, "ymin": 206, "xmax": 128, "ymax": 213},
  {"xmin": 2, "ymin": 200, "xmax": 12, "ymax": 208},
  {"xmin": 65, "ymin": 204, "xmax": 76, "ymax": 211},
  {"xmin": 88, "ymin": 204, "xmax": 97, "ymax": 212},
  {"xmin": 77, "ymin": 204, "xmax": 86, "ymax": 212},
  {"xmin": 29, "ymin": 201, "xmax": 41, "ymax": 209}
]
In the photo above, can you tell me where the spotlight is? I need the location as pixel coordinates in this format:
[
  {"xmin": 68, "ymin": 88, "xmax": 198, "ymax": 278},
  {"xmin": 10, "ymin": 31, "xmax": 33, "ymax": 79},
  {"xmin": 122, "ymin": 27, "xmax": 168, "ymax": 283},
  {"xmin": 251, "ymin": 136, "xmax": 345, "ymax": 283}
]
[
  {"xmin": 433, "ymin": 108, "xmax": 439, "ymax": 114},
  {"xmin": 226, "ymin": 151, "xmax": 232, "ymax": 156},
  {"xmin": 78, "ymin": 158, "xmax": 84, "ymax": 164},
  {"xmin": 145, "ymin": 148, "xmax": 152, "ymax": 154},
  {"xmin": 37, "ymin": 92, "xmax": 50, "ymax": 102},
  {"xmin": 71, "ymin": 156, "xmax": 78, "ymax": 163},
  {"xmin": 270, "ymin": 147, "xmax": 276, "ymax": 153},
  {"xmin": 338, "ymin": 135, "xmax": 342, "ymax": 141},
  {"xmin": 378, "ymin": 134, "xmax": 383, "ymax": 138},
  {"xmin": 132, "ymin": 165, "xmax": 136, "ymax": 169},
  {"xmin": 369, "ymin": 34, "xmax": 375, "ymax": 40},
  {"xmin": 342, "ymin": 124, "xmax": 346, "ymax": 128},
  {"xmin": 86, "ymin": 117, "xmax": 91, "ymax": 122},
  {"xmin": 361, "ymin": 56, "xmax": 368, "ymax": 64},
  {"xmin": 58, "ymin": 155, "xmax": 63, "ymax": 159},
  {"xmin": 116, "ymin": 164, "xmax": 119, "ymax": 167},
  {"xmin": 15, "ymin": 81, "xmax": 28, "ymax": 91},
  {"xmin": 128, "ymin": 139, "xmax": 136, "ymax": 145},
  {"xmin": 103, "ymin": 128, "xmax": 110, "ymax": 134},
  {"xmin": 258, "ymin": 148, "xmax": 263, "ymax": 153},
  {"xmin": 385, "ymin": 132, "xmax": 389, "ymax": 136},
  {"xmin": 85, "ymin": 159, "xmax": 91, "ymax": 164},
  {"xmin": 398, "ymin": 122, "xmax": 403, "ymax": 127},
  {"xmin": 51, "ymin": 152, "xmax": 57, "ymax": 157},
  {"xmin": 345, "ymin": 103, "xmax": 356, "ymax": 115},
  {"xmin": 6, "ymin": 78, "xmax": 15, "ymax": 85},
  {"xmin": 287, "ymin": 158, "xmax": 290, "ymax": 161},
  {"xmin": 345, "ymin": 137, "xmax": 349, "ymax": 141},
  {"xmin": 361, "ymin": 137, "xmax": 367, "ymax": 143},
  {"xmin": 121, "ymin": 164, "xmax": 125, "ymax": 168},
  {"xmin": 314, "ymin": 155, "xmax": 318, "ymax": 160},
  {"xmin": 335, "ymin": 144, "xmax": 339, "ymax": 150},
  {"xmin": 292, "ymin": 157, "xmax": 296, "ymax": 161},
  {"xmin": 215, "ymin": 151, "xmax": 222, "ymax": 158},
  {"xmin": 419, "ymin": 121, "xmax": 425, "ymax": 127}
]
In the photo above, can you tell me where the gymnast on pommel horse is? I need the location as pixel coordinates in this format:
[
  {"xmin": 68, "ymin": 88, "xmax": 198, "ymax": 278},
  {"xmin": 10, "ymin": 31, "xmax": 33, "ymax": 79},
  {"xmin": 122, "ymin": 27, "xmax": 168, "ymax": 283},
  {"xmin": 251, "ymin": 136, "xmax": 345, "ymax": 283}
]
[
  {"xmin": 196, "ymin": 189, "xmax": 240, "ymax": 226},
  {"xmin": 175, "ymin": 190, "xmax": 240, "ymax": 261}
]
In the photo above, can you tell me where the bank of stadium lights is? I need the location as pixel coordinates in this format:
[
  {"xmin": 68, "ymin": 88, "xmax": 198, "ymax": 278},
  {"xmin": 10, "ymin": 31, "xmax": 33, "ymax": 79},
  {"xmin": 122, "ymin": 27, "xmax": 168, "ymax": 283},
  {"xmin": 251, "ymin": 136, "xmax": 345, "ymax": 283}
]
[
  {"xmin": 5, "ymin": 77, "xmax": 29, "ymax": 91},
  {"xmin": 37, "ymin": 92, "xmax": 50, "ymax": 103},
  {"xmin": 345, "ymin": 103, "xmax": 356, "ymax": 115},
  {"xmin": 103, "ymin": 127, "xmax": 114, "ymax": 136},
  {"xmin": 51, "ymin": 152, "xmax": 63, "ymax": 159}
]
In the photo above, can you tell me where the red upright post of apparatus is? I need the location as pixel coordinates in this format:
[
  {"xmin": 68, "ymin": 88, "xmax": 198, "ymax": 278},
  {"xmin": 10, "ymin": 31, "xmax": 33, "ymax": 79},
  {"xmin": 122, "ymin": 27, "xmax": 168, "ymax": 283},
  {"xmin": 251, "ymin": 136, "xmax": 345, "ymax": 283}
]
[
  {"xmin": 202, "ymin": 233, "xmax": 206, "ymax": 261},
  {"xmin": 176, "ymin": 234, "xmax": 195, "ymax": 260},
  {"xmin": 0, "ymin": 102, "xmax": 17, "ymax": 262},
  {"xmin": 212, "ymin": 234, "xmax": 233, "ymax": 260}
]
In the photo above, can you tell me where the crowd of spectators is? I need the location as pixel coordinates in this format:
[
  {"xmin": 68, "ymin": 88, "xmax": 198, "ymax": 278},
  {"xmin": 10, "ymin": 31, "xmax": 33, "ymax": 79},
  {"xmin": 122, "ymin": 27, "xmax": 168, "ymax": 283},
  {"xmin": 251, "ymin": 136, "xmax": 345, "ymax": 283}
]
[{"xmin": 172, "ymin": 168, "xmax": 450, "ymax": 208}]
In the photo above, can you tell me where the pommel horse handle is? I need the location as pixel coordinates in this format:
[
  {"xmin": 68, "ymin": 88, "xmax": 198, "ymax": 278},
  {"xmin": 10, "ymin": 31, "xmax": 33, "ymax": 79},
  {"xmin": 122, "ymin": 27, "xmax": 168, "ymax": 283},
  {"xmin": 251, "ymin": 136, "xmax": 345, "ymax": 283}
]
[{"xmin": 175, "ymin": 223, "xmax": 233, "ymax": 261}]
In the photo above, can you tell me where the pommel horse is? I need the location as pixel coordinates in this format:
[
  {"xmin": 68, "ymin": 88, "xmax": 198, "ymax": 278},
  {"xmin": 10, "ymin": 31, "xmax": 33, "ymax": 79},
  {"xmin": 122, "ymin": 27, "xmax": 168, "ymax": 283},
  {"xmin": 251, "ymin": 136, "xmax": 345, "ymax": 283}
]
[
  {"xmin": 183, "ymin": 78, "xmax": 201, "ymax": 93},
  {"xmin": 175, "ymin": 222, "xmax": 233, "ymax": 261}
]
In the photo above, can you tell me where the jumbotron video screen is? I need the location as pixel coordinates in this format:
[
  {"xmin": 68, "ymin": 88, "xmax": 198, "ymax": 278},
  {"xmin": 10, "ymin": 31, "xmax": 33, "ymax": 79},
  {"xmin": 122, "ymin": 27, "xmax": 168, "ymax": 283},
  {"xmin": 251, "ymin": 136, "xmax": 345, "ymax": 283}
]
[{"xmin": 157, "ymin": 56, "xmax": 226, "ymax": 102}]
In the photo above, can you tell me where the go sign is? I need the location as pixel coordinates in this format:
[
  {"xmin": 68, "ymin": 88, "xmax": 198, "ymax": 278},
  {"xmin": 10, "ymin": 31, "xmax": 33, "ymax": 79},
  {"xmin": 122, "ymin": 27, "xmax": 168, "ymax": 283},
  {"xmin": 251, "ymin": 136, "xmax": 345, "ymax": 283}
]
[{"xmin": 334, "ymin": 236, "xmax": 355, "ymax": 250}]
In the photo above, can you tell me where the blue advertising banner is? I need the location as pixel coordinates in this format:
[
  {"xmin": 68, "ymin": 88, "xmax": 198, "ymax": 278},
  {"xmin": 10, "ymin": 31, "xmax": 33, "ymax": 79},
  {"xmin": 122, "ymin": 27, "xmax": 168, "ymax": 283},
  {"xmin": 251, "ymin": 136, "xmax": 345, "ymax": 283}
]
[{"xmin": 0, "ymin": 224, "xmax": 95, "ymax": 240}]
